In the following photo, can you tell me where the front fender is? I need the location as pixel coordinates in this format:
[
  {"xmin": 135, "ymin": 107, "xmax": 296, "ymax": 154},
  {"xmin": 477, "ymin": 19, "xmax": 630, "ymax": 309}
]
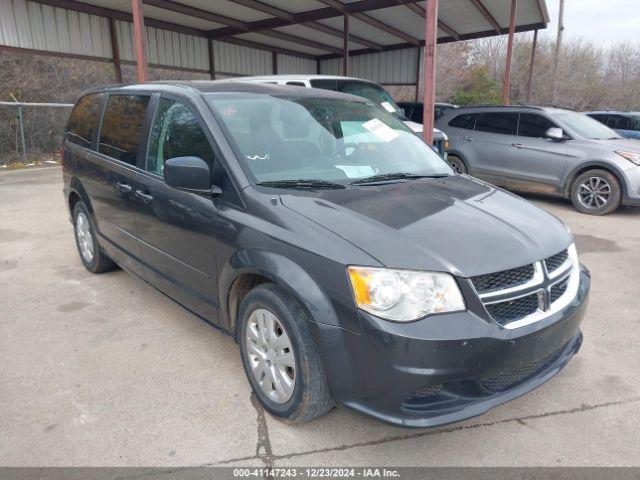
[
  {"xmin": 218, "ymin": 249, "xmax": 354, "ymax": 335},
  {"xmin": 561, "ymin": 160, "xmax": 630, "ymax": 197}
]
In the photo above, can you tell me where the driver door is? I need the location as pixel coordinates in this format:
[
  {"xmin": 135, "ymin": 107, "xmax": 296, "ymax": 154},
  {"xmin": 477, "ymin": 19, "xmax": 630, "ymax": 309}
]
[{"xmin": 136, "ymin": 96, "xmax": 221, "ymax": 320}]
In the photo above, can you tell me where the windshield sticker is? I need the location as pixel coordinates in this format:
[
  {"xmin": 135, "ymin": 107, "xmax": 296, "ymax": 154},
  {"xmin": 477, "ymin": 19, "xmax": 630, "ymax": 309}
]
[
  {"xmin": 362, "ymin": 118, "xmax": 399, "ymax": 142},
  {"xmin": 335, "ymin": 165, "xmax": 376, "ymax": 178},
  {"xmin": 246, "ymin": 153, "xmax": 270, "ymax": 161},
  {"xmin": 380, "ymin": 101, "xmax": 396, "ymax": 113}
]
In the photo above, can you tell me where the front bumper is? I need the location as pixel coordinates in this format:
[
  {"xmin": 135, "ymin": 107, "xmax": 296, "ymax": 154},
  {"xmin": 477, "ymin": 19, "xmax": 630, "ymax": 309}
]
[
  {"xmin": 622, "ymin": 165, "xmax": 640, "ymax": 206},
  {"xmin": 316, "ymin": 267, "xmax": 590, "ymax": 427}
]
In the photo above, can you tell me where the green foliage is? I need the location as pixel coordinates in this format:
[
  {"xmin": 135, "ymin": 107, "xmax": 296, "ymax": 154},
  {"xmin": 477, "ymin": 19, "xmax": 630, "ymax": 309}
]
[{"xmin": 450, "ymin": 66, "xmax": 502, "ymax": 106}]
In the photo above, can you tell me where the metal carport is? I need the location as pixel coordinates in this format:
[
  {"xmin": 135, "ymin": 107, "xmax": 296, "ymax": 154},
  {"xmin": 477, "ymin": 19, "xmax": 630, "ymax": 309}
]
[{"xmin": 0, "ymin": 0, "xmax": 549, "ymax": 141}]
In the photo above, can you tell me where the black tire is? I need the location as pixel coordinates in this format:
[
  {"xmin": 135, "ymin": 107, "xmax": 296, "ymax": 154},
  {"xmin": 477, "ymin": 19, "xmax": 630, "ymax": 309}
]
[
  {"xmin": 238, "ymin": 283, "xmax": 333, "ymax": 424},
  {"xmin": 72, "ymin": 201, "xmax": 117, "ymax": 273},
  {"xmin": 448, "ymin": 154, "xmax": 468, "ymax": 174},
  {"xmin": 570, "ymin": 169, "xmax": 621, "ymax": 215}
]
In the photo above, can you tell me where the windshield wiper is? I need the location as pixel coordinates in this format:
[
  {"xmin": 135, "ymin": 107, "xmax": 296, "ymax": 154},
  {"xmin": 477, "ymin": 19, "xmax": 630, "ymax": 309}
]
[
  {"xmin": 257, "ymin": 179, "xmax": 346, "ymax": 190},
  {"xmin": 350, "ymin": 172, "xmax": 448, "ymax": 185}
]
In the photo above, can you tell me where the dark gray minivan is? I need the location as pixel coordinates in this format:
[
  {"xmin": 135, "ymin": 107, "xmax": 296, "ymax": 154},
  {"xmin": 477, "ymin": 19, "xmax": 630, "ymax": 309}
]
[{"xmin": 62, "ymin": 82, "xmax": 590, "ymax": 427}]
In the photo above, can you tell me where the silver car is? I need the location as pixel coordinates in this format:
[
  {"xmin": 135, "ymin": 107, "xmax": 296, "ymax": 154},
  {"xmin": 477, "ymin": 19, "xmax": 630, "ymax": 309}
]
[{"xmin": 436, "ymin": 106, "xmax": 640, "ymax": 215}]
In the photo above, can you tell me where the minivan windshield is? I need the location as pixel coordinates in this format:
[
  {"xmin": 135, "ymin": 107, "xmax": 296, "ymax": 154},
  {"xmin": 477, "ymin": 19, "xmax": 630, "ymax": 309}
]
[
  {"xmin": 554, "ymin": 111, "xmax": 621, "ymax": 140},
  {"xmin": 208, "ymin": 94, "xmax": 451, "ymax": 184}
]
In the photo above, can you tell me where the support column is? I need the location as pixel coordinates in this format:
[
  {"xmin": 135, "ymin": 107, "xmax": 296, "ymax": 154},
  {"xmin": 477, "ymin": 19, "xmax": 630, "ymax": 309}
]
[
  {"xmin": 526, "ymin": 29, "xmax": 538, "ymax": 103},
  {"xmin": 131, "ymin": 0, "xmax": 149, "ymax": 83},
  {"xmin": 502, "ymin": 0, "xmax": 517, "ymax": 105},
  {"xmin": 414, "ymin": 46, "xmax": 421, "ymax": 102},
  {"xmin": 208, "ymin": 39, "xmax": 216, "ymax": 80},
  {"xmin": 342, "ymin": 12, "xmax": 349, "ymax": 76},
  {"xmin": 272, "ymin": 51, "xmax": 278, "ymax": 74},
  {"xmin": 421, "ymin": 0, "xmax": 438, "ymax": 145},
  {"xmin": 108, "ymin": 17, "xmax": 122, "ymax": 83}
]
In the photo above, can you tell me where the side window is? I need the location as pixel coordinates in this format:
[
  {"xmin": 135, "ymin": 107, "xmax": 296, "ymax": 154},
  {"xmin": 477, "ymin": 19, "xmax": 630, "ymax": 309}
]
[
  {"xmin": 66, "ymin": 93, "xmax": 103, "ymax": 149},
  {"xmin": 517, "ymin": 113, "xmax": 557, "ymax": 138},
  {"xmin": 309, "ymin": 79, "xmax": 338, "ymax": 91},
  {"xmin": 286, "ymin": 81, "xmax": 306, "ymax": 87},
  {"xmin": 99, "ymin": 94, "xmax": 150, "ymax": 165},
  {"xmin": 448, "ymin": 113, "xmax": 477, "ymax": 130},
  {"xmin": 146, "ymin": 98, "xmax": 215, "ymax": 176},
  {"xmin": 607, "ymin": 115, "xmax": 631, "ymax": 130},
  {"xmin": 475, "ymin": 112, "xmax": 518, "ymax": 135},
  {"xmin": 589, "ymin": 114, "xmax": 607, "ymax": 123}
]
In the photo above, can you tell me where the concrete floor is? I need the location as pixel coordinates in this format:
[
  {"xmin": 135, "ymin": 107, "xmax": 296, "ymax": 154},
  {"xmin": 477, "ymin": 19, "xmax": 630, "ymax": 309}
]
[{"xmin": 1, "ymin": 166, "xmax": 639, "ymax": 467}]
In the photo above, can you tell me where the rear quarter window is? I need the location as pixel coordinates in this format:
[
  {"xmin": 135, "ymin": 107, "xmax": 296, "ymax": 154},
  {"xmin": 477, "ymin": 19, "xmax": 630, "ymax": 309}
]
[
  {"xmin": 66, "ymin": 93, "xmax": 103, "ymax": 149},
  {"xmin": 448, "ymin": 113, "xmax": 477, "ymax": 130},
  {"xmin": 98, "ymin": 94, "xmax": 150, "ymax": 165}
]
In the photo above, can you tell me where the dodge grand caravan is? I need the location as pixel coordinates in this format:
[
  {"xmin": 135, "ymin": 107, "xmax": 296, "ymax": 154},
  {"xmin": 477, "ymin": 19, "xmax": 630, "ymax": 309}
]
[{"xmin": 62, "ymin": 82, "xmax": 590, "ymax": 427}]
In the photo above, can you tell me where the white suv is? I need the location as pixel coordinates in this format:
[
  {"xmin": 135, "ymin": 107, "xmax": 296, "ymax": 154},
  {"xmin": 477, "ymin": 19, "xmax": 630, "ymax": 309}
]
[{"xmin": 232, "ymin": 75, "xmax": 448, "ymax": 158}]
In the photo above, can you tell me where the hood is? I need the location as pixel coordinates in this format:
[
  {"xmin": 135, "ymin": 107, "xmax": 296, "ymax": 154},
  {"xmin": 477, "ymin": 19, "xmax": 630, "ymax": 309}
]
[
  {"xmin": 583, "ymin": 137, "xmax": 640, "ymax": 152},
  {"xmin": 280, "ymin": 175, "xmax": 572, "ymax": 278},
  {"xmin": 402, "ymin": 121, "xmax": 447, "ymax": 140}
]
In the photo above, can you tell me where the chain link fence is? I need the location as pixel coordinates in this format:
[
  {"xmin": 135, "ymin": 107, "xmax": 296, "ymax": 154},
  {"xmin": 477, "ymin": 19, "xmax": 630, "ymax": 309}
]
[{"xmin": 0, "ymin": 102, "xmax": 73, "ymax": 167}]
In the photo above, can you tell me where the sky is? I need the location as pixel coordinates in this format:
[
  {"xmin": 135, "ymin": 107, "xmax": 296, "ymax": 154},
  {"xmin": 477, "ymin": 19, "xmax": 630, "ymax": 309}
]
[{"xmin": 542, "ymin": 0, "xmax": 640, "ymax": 45}]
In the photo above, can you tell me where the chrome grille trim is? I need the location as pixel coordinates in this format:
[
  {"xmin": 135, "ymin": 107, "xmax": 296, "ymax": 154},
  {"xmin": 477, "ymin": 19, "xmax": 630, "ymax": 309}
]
[{"xmin": 473, "ymin": 245, "xmax": 580, "ymax": 329}]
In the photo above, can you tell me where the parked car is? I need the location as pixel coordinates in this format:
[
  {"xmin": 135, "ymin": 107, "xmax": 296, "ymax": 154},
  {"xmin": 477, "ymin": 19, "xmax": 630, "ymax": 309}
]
[
  {"xmin": 585, "ymin": 111, "xmax": 640, "ymax": 140},
  {"xmin": 63, "ymin": 82, "xmax": 589, "ymax": 427},
  {"xmin": 398, "ymin": 101, "xmax": 458, "ymax": 123},
  {"xmin": 231, "ymin": 75, "xmax": 448, "ymax": 158},
  {"xmin": 436, "ymin": 105, "xmax": 640, "ymax": 215}
]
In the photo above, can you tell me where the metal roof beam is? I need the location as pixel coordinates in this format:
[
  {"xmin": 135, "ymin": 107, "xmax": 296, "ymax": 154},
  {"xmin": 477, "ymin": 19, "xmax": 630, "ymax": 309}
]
[
  {"xmin": 221, "ymin": 0, "xmax": 352, "ymax": 54},
  {"xmin": 469, "ymin": 0, "xmax": 502, "ymax": 33},
  {"xmin": 351, "ymin": 12, "xmax": 420, "ymax": 45},
  {"xmin": 316, "ymin": 0, "xmax": 420, "ymax": 46},
  {"xmin": 208, "ymin": 0, "xmax": 423, "ymax": 39},
  {"xmin": 257, "ymin": 30, "xmax": 343, "ymax": 54},
  {"xmin": 142, "ymin": 0, "xmax": 250, "ymax": 30},
  {"xmin": 403, "ymin": 3, "xmax": 460, "ymax": 40},
  {"xmin": 303, "ymin": 21, "xmax": 383, "ymax": 51}
]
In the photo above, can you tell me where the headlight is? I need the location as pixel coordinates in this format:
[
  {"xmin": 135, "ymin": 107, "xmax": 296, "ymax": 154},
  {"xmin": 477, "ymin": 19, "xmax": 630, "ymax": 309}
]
[
  {"xmin": 615, "ymin": 151, "xmax": 640, "ymax": 166},
  {"xmin": 347, "ymin": 266, "xmax": 465, "ymax": 322}
]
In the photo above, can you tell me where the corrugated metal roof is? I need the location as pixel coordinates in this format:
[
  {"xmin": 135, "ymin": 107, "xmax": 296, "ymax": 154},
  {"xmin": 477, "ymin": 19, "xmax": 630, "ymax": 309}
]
[{"xmin": 0, "ymin": 0, "xmax": 547, "ymax": 78}]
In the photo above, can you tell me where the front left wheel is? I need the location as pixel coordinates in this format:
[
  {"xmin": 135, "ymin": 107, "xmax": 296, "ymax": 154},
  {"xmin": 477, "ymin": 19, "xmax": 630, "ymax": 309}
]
[{"xmin": 238, "ymin": 283, "xmax": 334, "ymax": 424}]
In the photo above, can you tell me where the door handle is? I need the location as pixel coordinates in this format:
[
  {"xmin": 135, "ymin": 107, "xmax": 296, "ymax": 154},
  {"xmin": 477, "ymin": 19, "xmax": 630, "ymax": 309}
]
[
  {"xmin": 512, "ymin": 143, "xmax": 526, "ymax": 149},
  {"xmin": 116, "ymin": 181, "xmax": 132, "ymax": 194},
  {"xmin": 134, "ymin": 190, "xmax": 154, "ymax": 203},
  {"xmin": 462, "ymin": 136, "xmax": 474, "ymax": 141}
]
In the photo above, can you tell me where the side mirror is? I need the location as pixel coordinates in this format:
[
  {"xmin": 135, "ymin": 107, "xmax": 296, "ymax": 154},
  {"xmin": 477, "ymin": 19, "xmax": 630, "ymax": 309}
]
[
  {"xmin": 545, "ymin": 127, "xmax": 566, "ymax": 141},
  {"xmin": 164, "ymin": 156, "xmax": 221, "ymax": 196}
]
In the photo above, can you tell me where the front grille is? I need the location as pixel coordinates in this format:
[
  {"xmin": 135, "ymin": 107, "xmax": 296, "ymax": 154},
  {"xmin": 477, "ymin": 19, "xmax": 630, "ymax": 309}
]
[
  {"xmin": 545, "ymin": 249, "xmax": 568, "ymax": 273},
  {"xmin": 485, "ymin": 293, "xmax": 540, "ymax": 326},
  {"xmin": 550, "ymin": 276, "xmax": 570, "ymax": 303},
  {"xmin": 480, "ymin": 342, "xmax": 568, "ymax": 392},
  {"xmin": 471, "ymin": 264, "xmax": 534, "ymax": 294}
]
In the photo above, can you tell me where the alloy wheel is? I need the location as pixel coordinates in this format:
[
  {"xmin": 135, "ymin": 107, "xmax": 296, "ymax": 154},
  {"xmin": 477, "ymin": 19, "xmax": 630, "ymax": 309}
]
[
  {"xmin": 75, "ymin": 212, "xmax": 95, "ymax": 263},
  {"xmin": 245, "ymin": 308, "xmax": 296, "ymax": 404},
  {"xmin": 577, "ymin": 176, "xmax": 611, "ymax": 209},
  {"xmin": 449, "ymin": 160, "xmax": 462, "ymax": 173}
]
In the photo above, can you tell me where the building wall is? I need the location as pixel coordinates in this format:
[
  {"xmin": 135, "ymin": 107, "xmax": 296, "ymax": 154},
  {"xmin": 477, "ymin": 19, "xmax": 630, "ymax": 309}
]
[{"xmin": 319, "ymin": 48, "xmax": 420, "ymax": 85}]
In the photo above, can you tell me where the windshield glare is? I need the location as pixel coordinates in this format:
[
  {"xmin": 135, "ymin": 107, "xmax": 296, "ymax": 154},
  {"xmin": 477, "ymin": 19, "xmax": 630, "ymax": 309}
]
[
  {"xmin": 554, "ymin": 111, "xmax": 621, "ymax": 140},
  {"xmin": 208, "ymin": 94, "xmax": 451, "ymax": 184}
]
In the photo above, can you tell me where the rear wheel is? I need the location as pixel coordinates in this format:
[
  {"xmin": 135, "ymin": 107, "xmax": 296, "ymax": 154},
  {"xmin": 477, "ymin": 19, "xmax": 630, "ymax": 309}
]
[
  {"xmin": 448, "ymin": 154, "xmax": 467, "ymax": 174},
  {"xmin": 570, "ymin": 169, "xmax": 621, "ymax": 215},
  {"xmin": 238, "ymin": 283, "xmax": 333, "ymax": 423},
  {"xmin": 72, "ymin": 201, "xmax": 117, "ymax": 273}
]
